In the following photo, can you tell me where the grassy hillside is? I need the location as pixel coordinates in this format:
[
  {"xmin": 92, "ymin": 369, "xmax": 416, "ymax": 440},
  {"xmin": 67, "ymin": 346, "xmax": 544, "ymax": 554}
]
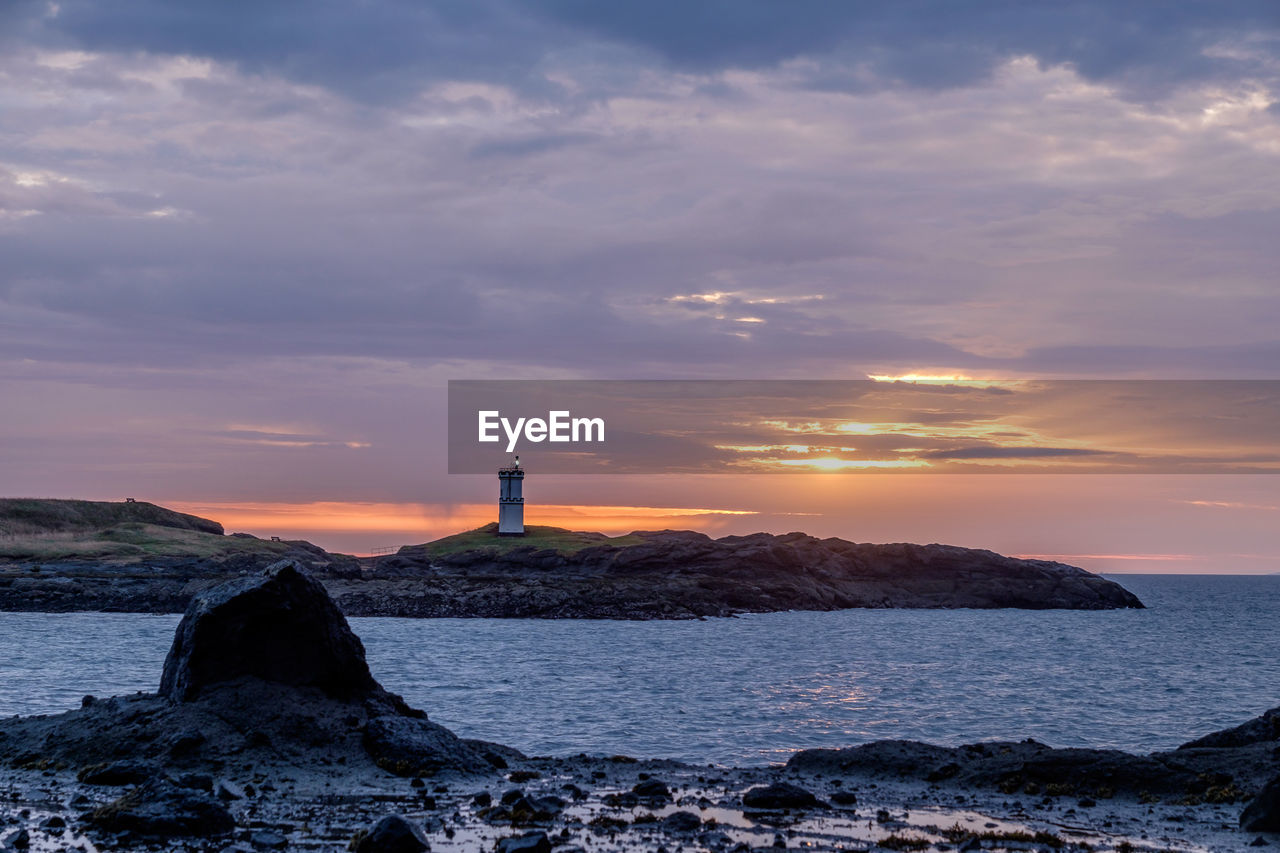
[
  {"xmin": 0, "ymin": 523, "xmax": 304, "ymax": 562},
  {"xmin": 0, "ymin": 499, "xmax": 310, "ymax": 562},
  {"xmin": 410, "ymin": 523, "xmax": 646, "ymax": 558},
  {"xmin": 0, "ymin": 499, "xmax": 223, "ymax": 536}
]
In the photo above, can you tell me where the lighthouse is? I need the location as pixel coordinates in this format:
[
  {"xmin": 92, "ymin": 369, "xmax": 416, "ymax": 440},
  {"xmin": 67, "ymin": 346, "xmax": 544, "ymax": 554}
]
[{"xmin": 497, "ymin": 455, "xmax": 525, "ymax": 535}]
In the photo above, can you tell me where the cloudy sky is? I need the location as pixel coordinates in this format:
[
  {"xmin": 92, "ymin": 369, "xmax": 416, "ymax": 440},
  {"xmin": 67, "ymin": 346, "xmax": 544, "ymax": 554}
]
[{"xmin": 2, "ymin": 1, "xmax": 1278, "ymax": 567}]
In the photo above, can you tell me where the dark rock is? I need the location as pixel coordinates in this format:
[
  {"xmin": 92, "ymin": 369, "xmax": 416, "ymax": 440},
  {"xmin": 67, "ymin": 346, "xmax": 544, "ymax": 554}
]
[
  {"xmin": 661, "ymin": 811, "xmax": 703, "ymax": 833},
  {"xmin": 168, "ymin": 729, "xmax": 206, "ymax": 755},
  {"xmin": 1183, "ymin": 708, "xmax": 1280, "ymax": 749},
  {"xmin": 160, "ymin": 560, "xmax": 379, "ymax": 701},
  {"xmin": 788, "ymin": 739, "xmax": 1201, "ymax": 796},
  {"xmin": 1241, "ymin": 775, "xmax": 1280, "ymax": 832},
  {"xmin": 3, "ymin": 829, "xmax": 29, "ymax": 849},
  {"xmin": 1249, "ymin": 837, "xmax": 1269, "ymax": 847},
  {"xmin": 216, "ymin": 780, "xmax": 246, "ymax": 801},
  {"xmin": 698, "ymin": 829, "xmax": 734, "ymax": 849},
  {"xmin": 601, "ymin": 791, "xmax": 639, "ymax": 807},
  {"xmin": 510, "ymin": 795, "xmax": 563, "ymax": 821},
  {"xmin": 87, "ymin": 777, "xmax": 235, "ymax": 837},
  {"xmin": 39, "ymin": 815, "xmax": 65, "ymax": 829},
  {"xmin": 363, "ymin": 713, "xmax": 490, "ymax": 775},
  {"xmin": 632, "ymin": 778, "xmax": 672, "ymax": 800},
  {"xmin": 830, "ymin": 790, "xmax": 858, "ymax": 805},
  {"xmin": 250, "ymin": 829, "xmax": 289, "ymax": 849},
  {"xmin": 743, "ymin": 782, "xmax": 819, "ymax": 810},
  {"xmin": 472, "ymin": 792, "xmax": 493, "ymax": 807},
  {"xmin": 175, "ymin": 773, "xmax": 213, "ymax": 792},
  {"xmin": 354, "ymin": 814, "xmax": 430, "ymax": 853},
  {"xmin": 77, "ymin": 760, "xmax": 160, "ymax": 786},
  {"xmin": 496, "ymin": 831, "xmax": 551, "ymax": 853}
]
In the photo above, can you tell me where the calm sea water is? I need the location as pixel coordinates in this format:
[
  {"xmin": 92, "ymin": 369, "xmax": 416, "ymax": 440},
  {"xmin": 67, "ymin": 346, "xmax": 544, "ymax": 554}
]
[{"xmin": 0, "ymin": 575, "xmax": 1276, "ymax": 766}]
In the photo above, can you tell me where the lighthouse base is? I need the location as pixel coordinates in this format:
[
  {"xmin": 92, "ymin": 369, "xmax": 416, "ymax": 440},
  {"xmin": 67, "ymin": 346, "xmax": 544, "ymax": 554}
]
[{"xmin": 497, "ymin": 502, "xmax": 524, "ymax": 535}]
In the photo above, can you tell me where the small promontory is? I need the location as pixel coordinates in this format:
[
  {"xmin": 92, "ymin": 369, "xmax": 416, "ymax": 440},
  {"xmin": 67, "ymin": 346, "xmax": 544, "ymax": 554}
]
[
  {"xmin": 334, "ymin": 523, "xmax": 1143, "ymax": 617},
  {"xmin": 0, "ymin": 501, "xmax": 1143, "ymax": 617}
]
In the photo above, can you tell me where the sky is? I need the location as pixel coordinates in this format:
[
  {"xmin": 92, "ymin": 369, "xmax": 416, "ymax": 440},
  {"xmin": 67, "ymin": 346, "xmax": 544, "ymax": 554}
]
[{"xmin": 1, "ymin": 1, "xmax": 1278, "ymax": 568}]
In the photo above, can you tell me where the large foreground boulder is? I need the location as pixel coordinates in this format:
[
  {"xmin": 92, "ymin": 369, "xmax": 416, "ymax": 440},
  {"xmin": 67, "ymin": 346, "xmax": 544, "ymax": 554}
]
[
  {"xmin": 0, "ymin": 560, "xmax": 510, "ymax": 782},
  {"xmin": 160, "ymin": 560, "xmax": 380, "ymax": 701}
]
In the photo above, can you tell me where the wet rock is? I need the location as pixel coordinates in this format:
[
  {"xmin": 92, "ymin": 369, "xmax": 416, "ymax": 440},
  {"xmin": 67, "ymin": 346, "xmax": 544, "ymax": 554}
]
[
  {"xmin": 698, "ymin": 829, "xmax": 734, "ymax": 849},
  {"xmin": 175, "ymin": 773, "xmax": 213, "ymax": 792},
  {"xmin": 3, "ymin": 829, "xmax": 29, "ymax": 850},
  {"xmin": 77, "ymin": 759, "xmax": 161, "ymax": 786},
  {"xmin": 742, "ymin": 782, "xmax": 819, "ymax": 810},
  {"xmin": 496, "ymin": 831, "xmax": 551, "ymax": 853},
  {"xmin": 160, "ymin": 560, "xmax": 380, "ymax": 701},
  {"xmin": 633, "ymin": 778, "xmax": 672, "ymax": 800},
  {"xmin": 830, "ymin": 790, "xmax": 858, "ymax": 805},
  {"xmin": 87, "ymin": 777, "xmax": 235, "ymax": 837},
  {"xmin": 661, "ymin": 811, "xmax": 703, "ymax": 833},
  {"xmin": 216, "ymin": 780, "xmax": 246, "ymax": 801},
  {"xmin": 1241, "ymin": 775, "xmax": 1280, "ymax": 832},
  {"xmin": 354, "ymin": 814, "xmax": 430, "ymax": 853},
  {"xmin": 168, "ymin": 728, "xmax": 206, "ymax": 755},
  {"xmin": 363, "ymin": 714, "xmax": 490, "ymax": 775},
  {"xmin": 250, "ymin": 829, "xmax": 289, "ymax": 849},
  {"xmin": 510, "ymin": 794, "xmax": 564, "ymax": 821}
]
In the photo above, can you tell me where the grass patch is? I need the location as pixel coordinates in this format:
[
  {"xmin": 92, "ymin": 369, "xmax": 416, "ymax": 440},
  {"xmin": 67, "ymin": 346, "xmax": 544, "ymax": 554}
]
[
  {"xmin": 0, "ymin": 523, "xmax": 299, "ymax": 562},
  {"xmin": 0, "ymin": 498, "xmax": 222, "ymax": 536},
  {"xmin": 409, "ymin": 523, "xmax": 646, "ymax": 558},
  {"xmin": 941, "ymin": 824, "xmax": 1065, "ymax": 848}
]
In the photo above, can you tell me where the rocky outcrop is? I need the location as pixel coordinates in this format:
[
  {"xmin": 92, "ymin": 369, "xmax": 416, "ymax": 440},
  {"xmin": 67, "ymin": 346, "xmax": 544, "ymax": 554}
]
[
  {"xmin": 785, "ymin": 708, "xmax": 1280, "ymax": 815},
  {"xmin": 0, "ymin": 561, "xmax": 515, "ymax": 837},
  {"xmin": 0, "ymin": 521, "xmax": 1140, "ymax": 617},
  {"xmin": 159, "ymin": 560, "xmax": 379, "ymax": 701},
  {"xmin": 1182, "ymin": 707, "xmax": 1280, "ymax": 749},
  {"xmin": 353, "ymin": 529, "xmax": 1143, "ymax": 616}
]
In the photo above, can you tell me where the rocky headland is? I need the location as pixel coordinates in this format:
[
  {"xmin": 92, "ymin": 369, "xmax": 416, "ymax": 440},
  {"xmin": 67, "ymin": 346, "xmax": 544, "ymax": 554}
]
[
  {"xmin": 0, "ymin": 561, "xmax": 1273, "ymax": 852},
  {"xmin": 0, "ymin": 500, "xmax": 1143, "ymax": 617}
]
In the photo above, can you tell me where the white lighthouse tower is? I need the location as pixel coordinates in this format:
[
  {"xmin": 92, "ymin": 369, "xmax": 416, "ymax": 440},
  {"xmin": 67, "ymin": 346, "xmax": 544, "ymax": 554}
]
[{"xmin": 497, "ymin": 455, "xmax": 525, "ymax": 535}]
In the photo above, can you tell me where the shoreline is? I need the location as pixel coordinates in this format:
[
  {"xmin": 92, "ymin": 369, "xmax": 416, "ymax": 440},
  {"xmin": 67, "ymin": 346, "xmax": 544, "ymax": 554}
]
[{"xmin": 0, "ymin": 562, "xmax": 1274, "ymax": 851}]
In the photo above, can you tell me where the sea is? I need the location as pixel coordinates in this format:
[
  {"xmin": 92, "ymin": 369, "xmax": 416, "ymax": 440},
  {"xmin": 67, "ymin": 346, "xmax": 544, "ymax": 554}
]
[{"xmin": 0, "ymin": 575, "xmax": 1276, "ymax": 766}]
